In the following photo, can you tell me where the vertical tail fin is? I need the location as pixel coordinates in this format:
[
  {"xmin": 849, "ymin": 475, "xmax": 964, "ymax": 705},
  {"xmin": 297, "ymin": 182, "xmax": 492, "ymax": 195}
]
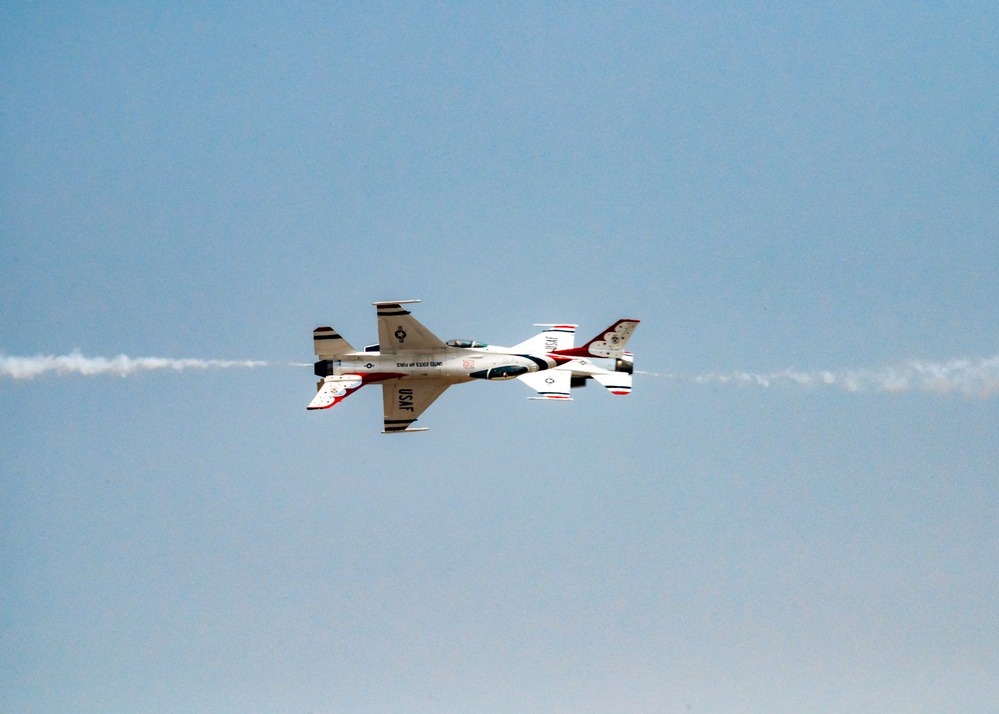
[
  {"xmin": 553, "ymin": 319, "xmax": 639, "ymax": 359},
  {"xmin": 307, "ymin": 375, "xmax": 364, "ymax": 409}
]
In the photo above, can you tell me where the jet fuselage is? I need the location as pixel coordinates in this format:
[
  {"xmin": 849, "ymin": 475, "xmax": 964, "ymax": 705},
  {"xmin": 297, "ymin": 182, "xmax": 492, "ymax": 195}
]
[{"xmin": 314, "ymin": 347, "xmax": 556, "ymax": 384}]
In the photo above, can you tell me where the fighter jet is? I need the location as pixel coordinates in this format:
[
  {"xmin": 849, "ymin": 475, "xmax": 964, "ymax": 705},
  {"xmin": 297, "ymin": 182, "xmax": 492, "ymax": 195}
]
[{"xmin": 309, "ymin": 300, "xmax": 639, "ymax": 433}]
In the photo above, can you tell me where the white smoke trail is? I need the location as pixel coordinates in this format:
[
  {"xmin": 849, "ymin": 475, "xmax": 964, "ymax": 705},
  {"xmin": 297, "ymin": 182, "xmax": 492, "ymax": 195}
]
[
  {"xmin": 0, "ymin": 351, "xmax": 267, "ymax": 380},
  {"xmin": 639, "ymin": 355, "xmax": 999, "ymax": 398}
]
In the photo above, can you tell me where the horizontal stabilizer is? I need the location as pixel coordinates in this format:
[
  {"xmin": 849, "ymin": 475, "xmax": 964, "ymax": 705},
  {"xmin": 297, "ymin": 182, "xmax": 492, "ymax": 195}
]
[
  {"xmin": 593, "ymin": 372, "xmax": 632, "ymax": 395},
  {"xmin": 307, "ymin": 375, "xmax": 364, "ymax": 410},
  {"xmin": 314, "ymin": 326, "xmax": 356, "ymax": 358}
]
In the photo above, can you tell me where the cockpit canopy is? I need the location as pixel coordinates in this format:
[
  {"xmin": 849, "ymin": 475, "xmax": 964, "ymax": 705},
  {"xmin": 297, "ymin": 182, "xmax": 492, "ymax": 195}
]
[{"xmin": 446, "ymin": 339, "xmax": 489, "ymax": 349}]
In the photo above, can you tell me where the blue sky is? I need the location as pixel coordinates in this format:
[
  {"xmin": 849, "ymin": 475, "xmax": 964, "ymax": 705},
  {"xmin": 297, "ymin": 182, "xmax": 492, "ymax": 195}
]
[{"xmin": 2, "ymin": 3, "xmax": 998, "ymax": 712}]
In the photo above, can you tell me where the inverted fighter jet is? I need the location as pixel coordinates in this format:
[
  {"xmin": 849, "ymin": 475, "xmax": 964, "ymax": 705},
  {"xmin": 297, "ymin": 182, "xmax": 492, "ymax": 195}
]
[{"xmin": 309, "ymin": 300, "xmax": 639, "ymax": 433}]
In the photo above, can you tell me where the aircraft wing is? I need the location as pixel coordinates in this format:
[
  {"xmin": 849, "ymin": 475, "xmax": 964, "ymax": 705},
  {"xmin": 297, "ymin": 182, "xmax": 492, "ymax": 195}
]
[
  {"xmin": 307, "ymin": 375, "xmax": 364, "ymax": 410},
  {"xmin": 518, "ymin": 369, "xmax": 572, "ymax": 400},
  {"xmin": 374, "ymin": 300, "xmax": 448, "ymax": 354},
  {"xmin": 381, "ymin": 379, "xmax": 451, "ymax": 433}
]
